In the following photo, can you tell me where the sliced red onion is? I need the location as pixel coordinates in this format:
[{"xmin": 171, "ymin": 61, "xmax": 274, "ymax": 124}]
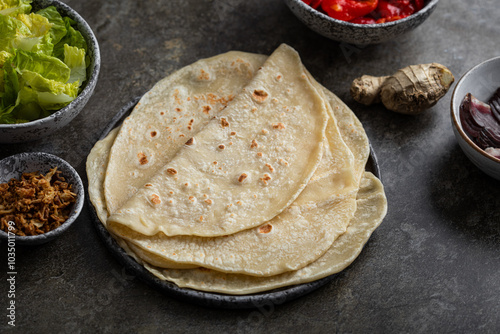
[{"xmin": 459, "ymin": 91, "xmax": 500, "ymax": 159}]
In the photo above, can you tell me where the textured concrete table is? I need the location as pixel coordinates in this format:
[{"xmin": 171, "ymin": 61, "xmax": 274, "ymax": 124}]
[{"xmin": 1, "ymin": 0, "xmax": 499, "ymax": 333}]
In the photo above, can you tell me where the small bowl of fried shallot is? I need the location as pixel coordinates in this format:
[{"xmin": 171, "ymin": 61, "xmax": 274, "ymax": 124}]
[
  {"xmin": 284, "ymin": 0, "xmax": 440, "ymax": 45},
  {"xmin": 0, "ymin": 152, "xmax": 84, "ymax": 245},
  {"xmin": 451, "ymin": 56, "xmax": 500, "ymax": 181}
]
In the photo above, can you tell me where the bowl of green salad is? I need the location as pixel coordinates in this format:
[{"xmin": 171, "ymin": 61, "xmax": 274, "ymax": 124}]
[{"xmin": 0, "ymin": 0, "xmax": 100, "ymax": 143}]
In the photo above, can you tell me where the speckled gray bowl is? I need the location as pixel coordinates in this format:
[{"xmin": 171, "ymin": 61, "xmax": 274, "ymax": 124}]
[
  {"xmin": 0, "ymin": 0, "xmax": 100, "ymax": 143},
  {"xmin": 284, "ymin": 0, "xmax": 440, "ymax": 45},
  {"xmin": 451, "ymin": 57, "xmax": 500, "ymax": 181},
  {"xmin": 0, "ymin": 152, "xmax": 84, "ymax": 245}
]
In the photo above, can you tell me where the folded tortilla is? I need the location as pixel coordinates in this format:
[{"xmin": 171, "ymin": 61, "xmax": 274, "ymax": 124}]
[
  {"xmin": 106, "ymin": 44, "xmax": 330, "ymax": 237},
  {"xmin": 104, "ymin": 52, "xmax": 267, "ymax": 215},
  {"xmin": 144, "ymin": 172, "xmax": 386, "ymax": 295},
  {"xmin": 88, "ymin": 112, "xmax": 358, "ymax": 276},
  {"xmin": 86, "ymin": 44, "xmax": 386, "ymax": 293}
]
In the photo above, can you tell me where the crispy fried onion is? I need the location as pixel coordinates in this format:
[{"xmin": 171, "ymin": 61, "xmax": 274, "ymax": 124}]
[{"xmin": 0, "ymin": 168, "xmax": 77, "ymax": 236}]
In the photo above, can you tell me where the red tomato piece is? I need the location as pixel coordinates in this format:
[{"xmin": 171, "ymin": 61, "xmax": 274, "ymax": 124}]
[
  {"xmin": 310, "ymin": 0, "xmax": 324, "ymax": 9},
  {"xmin": 350, "ymin": 16, "xmax": 377, "ymax": 24},
  {"xmin": 413, "ymin": 0, "xmax": 425, "ymax": 10},
  {"xmin": 377, "ymin": 0, "xmax": 415, "ymax": 18},
  {"xmin": 302, "ymin": 0, "xmax": 323, "ymax": 9},
  {"xmin": 321, "ymin": 0, "xmax": 379, "ymax": 22},
  {"xmin": 376, "ymin": 14, "xmax": 409, "ymax": 23}
]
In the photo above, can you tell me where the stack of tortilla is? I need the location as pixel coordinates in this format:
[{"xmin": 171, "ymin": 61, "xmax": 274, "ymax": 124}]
[{"xmin": 87, "ymin": 44, "xmax": 387, "ymax": 295}]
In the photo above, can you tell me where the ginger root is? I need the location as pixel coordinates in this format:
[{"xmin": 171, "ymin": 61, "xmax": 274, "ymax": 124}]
[{"xmin": 350, "ymin": 63, "xmax": 455, "ymax": 115}]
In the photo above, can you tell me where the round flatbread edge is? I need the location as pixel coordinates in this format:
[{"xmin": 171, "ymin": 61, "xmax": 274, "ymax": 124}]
[{"xmin": 86, "ymin": 98, "xmax": 381, "ymax": 309}]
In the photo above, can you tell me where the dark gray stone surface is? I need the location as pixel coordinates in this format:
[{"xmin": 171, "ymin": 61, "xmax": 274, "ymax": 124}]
[{"xmin": 1, "ymin": 0, "xmax": 499, "ymax": 333}]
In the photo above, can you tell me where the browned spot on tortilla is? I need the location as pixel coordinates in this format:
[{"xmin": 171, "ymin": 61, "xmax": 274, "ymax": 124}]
[
  {"xmin": 260, "ymin": 174, "xmax": 272, "ymax": 185},
  {"xmin": 187, "ymin": 119, "xmax": 194, "ymax": 130},
  {"xmin": 272, "ymin": 122, "xmax": 286, "ymax": 130},
  {"xmin": 200, "ymin": 216, "xmax": 204, "ymax": 222},
  {"xmin": 202, "ymin": 105, "xmax": 211, "ymax": 114},
  {"xmin": 257, "ymin": 152, "xmax": 263, "ymax": 157},
  {"xmin": 265, "ymin": 163, "xmax": 274, "ymax": 172},
  {"xmin": 205, "ymin": 93, "xmax": 233, "ymax": 106},
  {"xmin": 189, "ymin": 196, "xmax": 195, "ymax": 202},
  {"xmin": 145, "ymin": 183, "xmax": 153, "ymax": 187},
  {"xmin": 220, "ymin": 118, "xmax": 229, "ymax": 127},
  {"xmin": 137, "ymin": 152, "xmax": 148, "ymax": 165},
  {"xmin": 167, "ymin": 168, "xmax": 177, "ymax": 175},
  {"xmin": 150, "ymin": 131, "xmax": 157, "ymax": 137},
  {"xmin": 250, "ymin": 140, "xmax": 258, "ymax": 148},
  {"xmin": 179, "ymin": 134, "xmax": 185, "ymax": 137},
  {"xmin": 175, "ymin": 108, "xmax": 182, "ymax": 112},
  {"xmin": 198, "ymin": 69, "xmax": 210, "ymax": 80},
  {"xmin": 150, "ymin": 194, "xmax": 161, "ymax": 205},
  {"xmin": 173, "ymin": 89, "xmax": 183, "ymax": 105},
  {"xmin": 238, "ymin": 173, "xmax": 248, "ymax": 183},
  {"xmin": 279, "ymin": 158, "xmax": 289, "ymax": 166},
  {"xmin": 160, "ymin": 111, "xmax": 165, "ymax": 115},
  {"xmin": 253, "ymin": 89, "xmax": 268, "ymax": 102},
  {"xmin": 185, "ymin": 138, "xmax": 194, "ymax": 145},
  {"xmin": 236, "ymin": 201, "xmax": 242, "ymax": 205},
  {"xmin": 213, "ymin": 161, "xmax": 218, "ymax": 165},
  {"xmin": 258, "ymin": 224, "xmax": 272, "ymax": 234},
  {"xmin": 262, "ymin": 129, "xmax": 269, "ymax": 134},
  {"xmin": 277, "ymin": 75, "xmax": 282, "ymax": 80},
  {"xmin": 230, "ymin": 131, "xmax": 236, "ymax": 136},
  {"xmin": 218, "ymin": 144, "xmax": 225, "ymax": 150},
  {"xmin": 205, "ymin": 199, "xmax": 212, "ymax": 205}
]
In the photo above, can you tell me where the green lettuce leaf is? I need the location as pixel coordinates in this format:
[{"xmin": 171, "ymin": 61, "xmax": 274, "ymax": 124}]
[
  {"xmin": 0, "ymin": 3, "xmax": 87, "ymax": 123},
  {"xmin": 64, "ymin": 44, "xmax": 86, "ymax": 86},
  {"xmin": 0, "ymin": 13, "xmax": 30, "ymax": 51},
  {"xmin": 36, "ymin": 6, "xmax": 66, "ymax": 45},
  {"xmin": 1, "ymin": 57, "xmax": 19, "ymax": 109},
  {"xmin": 21, "ymin": 70, "xmax": 78, "ymax": 97},
  {"xmin": 0, "ymin": 12, "xmax": 54, "ymax": 54},
  {"xmin": 53, "ymin": 16, "xmax": 87, "ymax": 60},
  {"xmin": 12, "ymin": 49, "xmax": 70, "ymax": 83},
  {"xmin": 0, "ymin": 0, "xmax": 31, "ymax": 17},
  {"xmin": 0, "ymin": 50, "xmax": 12, "ymax": 93}
]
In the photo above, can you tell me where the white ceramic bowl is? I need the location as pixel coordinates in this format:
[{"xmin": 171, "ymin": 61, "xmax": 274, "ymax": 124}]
[
  {"xmin": 284, "ymin": 0, "xmax": 440, "ymax": 45},
  {"xmin": 0, "ymin": 152, "xmax": 84, "ymax": 245},
  {"xmin": 0, "ymin": 0, "xmax": 100, "ymax": 143},
  {"xmin": 450, "ymin": 56, "xmax": 500, "ymax": 181}
]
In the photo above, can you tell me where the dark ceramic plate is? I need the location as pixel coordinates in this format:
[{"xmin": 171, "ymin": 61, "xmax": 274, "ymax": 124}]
[{"xmin": 88, "ymin": 97, "xmax": 381, "ymax": 309}]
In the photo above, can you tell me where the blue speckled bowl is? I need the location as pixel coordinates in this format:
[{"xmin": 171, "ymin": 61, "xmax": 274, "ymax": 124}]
[
  {"xmin": 284, "ymin": 0, "xmax": 440, "ymax": 45},
  {"xmin": 0, "ymin": 0, "xmax": 100, "ymax": 143},
  {"xmin": 0, "ymin": 152, "xmax": 84, "ymax": 245}
]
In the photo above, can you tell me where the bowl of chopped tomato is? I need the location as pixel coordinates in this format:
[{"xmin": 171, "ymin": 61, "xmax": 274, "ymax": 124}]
[
  {"xmin": 0, "ymin": 152, "xmax": 84, "ymax": 245},
  {"xmin": 284, "ymin": 0, "xmax": 440, "ymax": 44}
]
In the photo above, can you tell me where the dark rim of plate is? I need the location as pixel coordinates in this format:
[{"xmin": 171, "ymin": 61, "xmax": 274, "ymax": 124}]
[{"xmin": 87, "ymin": 97, "xmax": 381, "ymax": 309}]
